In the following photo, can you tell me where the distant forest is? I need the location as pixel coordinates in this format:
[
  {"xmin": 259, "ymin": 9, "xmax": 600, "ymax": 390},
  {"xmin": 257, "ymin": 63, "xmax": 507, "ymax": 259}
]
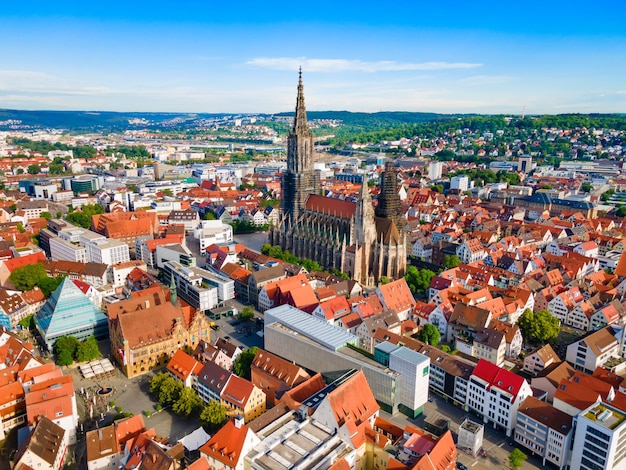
[{"xmin": 1, "ymin": 108, "xmax": 625, "ymax": 140}]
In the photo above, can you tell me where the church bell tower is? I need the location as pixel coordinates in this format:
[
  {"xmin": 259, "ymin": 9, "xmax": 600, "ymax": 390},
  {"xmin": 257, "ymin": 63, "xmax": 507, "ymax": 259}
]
[{"xmin": 280, "ymin": 69, "xmax": 320, "ymax": 248}]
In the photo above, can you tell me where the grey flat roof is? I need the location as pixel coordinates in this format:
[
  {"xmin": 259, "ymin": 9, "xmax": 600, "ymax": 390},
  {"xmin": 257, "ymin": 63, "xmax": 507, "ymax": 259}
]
[
  {"xmin": 390, "ymin": 345, "xmax": 430, "ymax": 365},
  {"xmin": 265, "ymin": 304, "xmax": 358, "ymax": 351},
  {"xmin": 375, "ymin": 341, "xmax": 400, "ymax": 355}
]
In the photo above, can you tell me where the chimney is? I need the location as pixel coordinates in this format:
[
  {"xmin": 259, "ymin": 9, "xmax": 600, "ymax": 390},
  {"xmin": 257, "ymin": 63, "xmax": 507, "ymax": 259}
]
[{"xmin": 234, "ymin": 414, "xmax": 244, "ymax": 429}]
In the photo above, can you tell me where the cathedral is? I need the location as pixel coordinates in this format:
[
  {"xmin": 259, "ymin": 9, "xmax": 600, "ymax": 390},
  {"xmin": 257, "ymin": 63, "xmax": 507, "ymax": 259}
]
[{"xmin": 270, "ymin": 71, "xmax": 407, "ymax": 287}]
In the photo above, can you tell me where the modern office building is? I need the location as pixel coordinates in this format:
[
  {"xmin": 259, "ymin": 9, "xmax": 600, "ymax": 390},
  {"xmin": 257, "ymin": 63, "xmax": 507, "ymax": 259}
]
[
  {"xmin": 264, "ymin": 304, "xmax": 430, "ymax": 417},
  {"xmin": 570, "ymin": 402, "xmax": 626, "ymax": 470},
  {"xmin": 162, "ymin": 261, "xmax": 231, "ymax": 312}
]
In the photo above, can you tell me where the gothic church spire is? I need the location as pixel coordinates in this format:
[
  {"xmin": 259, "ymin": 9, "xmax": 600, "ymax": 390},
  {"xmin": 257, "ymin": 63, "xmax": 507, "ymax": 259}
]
[{"xmin": 293, "ymin": 67, "xmax": 309, "ymax": 133}]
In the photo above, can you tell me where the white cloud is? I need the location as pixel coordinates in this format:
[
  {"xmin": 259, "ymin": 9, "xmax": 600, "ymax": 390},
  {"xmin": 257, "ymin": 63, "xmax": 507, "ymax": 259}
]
[{"xmin": 246, "ymin": 57, "xmax": 482, "ymax": 73}]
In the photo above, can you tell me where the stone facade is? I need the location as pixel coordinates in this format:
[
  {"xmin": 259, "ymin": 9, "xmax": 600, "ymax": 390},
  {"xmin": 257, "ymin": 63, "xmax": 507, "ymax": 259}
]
[{"xmin": 271, "ymin": 72, "xmax": 407, "ymax": 286}]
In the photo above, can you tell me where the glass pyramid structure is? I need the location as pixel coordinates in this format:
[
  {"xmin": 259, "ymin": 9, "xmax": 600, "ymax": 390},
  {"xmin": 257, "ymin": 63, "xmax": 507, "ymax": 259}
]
[{"xmin": 35, "ymin": 277, "xmax": 109, "ymax": 350}]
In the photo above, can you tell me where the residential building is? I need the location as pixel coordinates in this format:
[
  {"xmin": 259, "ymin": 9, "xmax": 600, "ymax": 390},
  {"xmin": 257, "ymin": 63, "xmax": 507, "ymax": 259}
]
[
  {"xmin": 25, "ymin": 374, "xmax": 78, "ymax": 444},
  {"xmin": 13, "ymin": 416, "xmax": 67, "ymax": 470},
  {"xmin": 466, "ymin": 359, "xmax": 532, "ymax": 436},
  {"xmin": 428, "ymin": 161, "xmax": 442, "ymax": 180},
  {"xmin": 376, "ymin": 278, "xmax": 416, "ymax": 321},
  {"xmin": 450, "ymin": 175, "xmax": 469, "ymax": 191},
  {"xmin": 199, "ymin": 417, "xmax": 261, "ymax": 470},
  {"xmin": 196, "ymin": 361, "xmax": 232, "ymax": 404},
  {"xmin": 524, "ymin": 344, "xmax": 560, "ymax": 376},
  {"xmin": 566, "ymin": 326, "xmax": 620, "ymax": 374},
  {"xmin": 456, "ymin": 238, "xmax": 486, "ymax": 264},
  {"xmin": 167, "ymin": 350, "xmax": 203, "ymax": 389},
  {"xmin": 221, "ymin": 375, "xmax": 266, "ymax": 423},
  {"xmin": 514, "ymin": 396, "xmax": 573, "ymax": 469},
  {"xmin": 250, "ymin": 349, "xmax": 311, "ymax": 406}
]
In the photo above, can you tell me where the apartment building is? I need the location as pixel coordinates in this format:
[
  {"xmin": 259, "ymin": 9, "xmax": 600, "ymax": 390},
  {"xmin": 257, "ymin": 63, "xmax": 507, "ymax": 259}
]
[
  {"xmin": 466, "ymin": 359, "xmax": 532, "ymax": 437},
  {"xmin": 514, "ymin": 396, "xmax": 573, "ymax": 469},
  {"xmin": 566, "ymin": 326, "xmax": 620, "ymax": 374}
]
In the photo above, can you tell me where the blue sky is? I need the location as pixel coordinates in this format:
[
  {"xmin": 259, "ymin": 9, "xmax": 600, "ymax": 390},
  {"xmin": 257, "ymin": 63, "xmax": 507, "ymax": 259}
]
[{"xmin": 1, "ymin": 1, "xmax": 625, "ymax": 114}]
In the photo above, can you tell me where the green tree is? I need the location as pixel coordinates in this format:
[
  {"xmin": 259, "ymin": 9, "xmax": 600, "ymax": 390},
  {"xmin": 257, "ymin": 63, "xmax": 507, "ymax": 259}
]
[
  {"xmin": 40, "ymin": 211, "xmax": 52, "ymax": 220},
  {"xmin": 55, "ymin": 335, "xmax": 80, "ymax": 365},
  {"xmin": 157, "ymin": 376, "xmax": 183, "ymax": 405},
  {"xmin": 37, "ymin": 276, "xmax": 64, "ymax": 297},
  {"xmin": 418, "ymin": 324, "xmax": 441, "ymax": 346},
  {"xmin": 601, "ymin": 189, "xmax": 616, "ymax": 202},
  {"xmin": 508, "ymin": 448, "xmax": 527, "ymax": 470},
  {"xmin": 239, "ymin": 306, "xmax": 254, "ymax": 322},
  {"xmin": 615, "ymin": 206, "xmax": 626, "ymax": 217},
  {"xmin": 75, "ymin": 337, "xmax": 100, "ymax": 362},
  {"xmin": 443, "ymin": 254, "xmax": 460, "ymax": 269},
  {"xmin": 233, "ymin": 346, "xmax": 258, "ymax": 380},
  {"xmin": 18, "ymin": 314, "xmax": 35, "ymax": 330},
  {"xmin": 199, "ymin": 400, "xmax": 228, "ymax": 432},
  {"xmin": 173, "ymin": 387, "xmax": 203, "ymax": 416},
  {"xmin": 581, "ymin": 183, "xmax": 593, "ymax": 193},
  {"xmin": 66, "ymin": 212, "xmax": 92, "ymax": 229},
  {"xmin": 149, "ymin": 372, "xmax": 171, "ymax": 395},
  {"xmin": 27, "ymin": 164, "xmax": 41, "ymax": 175},
  {"xmin": 378, "ymin": 276, "xmax": 391, "ymax": 285},
  {"xmin": 405, "ymin": 266, "xmax": 436, "ymax": 294},
  {"xmin": 57, "ymin": 349, "xmax": 74, "ymax": 366},
  {"xmin": 16, "ymin": 222, "xmax": 25, "ymax": 233},
  {"xmin": 49, "ymin": 163, "xmax": 65, "ymax": 175},
  {"xmin": 517, "ymin": 309, "xmax": 560, "ymax": 344},
  {"xmin": 9, "ymin": 263, "xmax": 47, "ymax": 291}
]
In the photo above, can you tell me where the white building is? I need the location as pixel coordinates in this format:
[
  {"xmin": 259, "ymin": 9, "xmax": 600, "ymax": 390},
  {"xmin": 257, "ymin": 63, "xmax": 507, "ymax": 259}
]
[
  {"xmin": 162, "ymin": 261, "xmax": 225, "ymax": 311},
  {"xmin": 570, "ymin": 402, "xmax": 626, "ymax": 470},
  {"xmin": 450, "ymin": 175, "xmax": 469, "ymax": 191},
  {"xmin": 85, "ymin": 238, "xmax": 130, "ymax": 266},
  {"xmin": 194, "ymin": 220, "xmax": 234, "ymax": 255},
  {"xmin": 50, "ymin": 237, "xmax": 88, "ymax": 263},
  {"xmin": 466, "ymin": 359, "xmax": 532, "ymax": 437},
  {"xmin": 428, "ymin": 161, "xmax": 442, "ymax": 180},
  {"xmin": 514, "ymin": 396, "xmax": 573, "ymax": 470},
  {"xmin": 389, "ymin": 347, "xmax": 430, "ymax": 418},
  {"xmin": 565, "ymin": 326, "xmax": 620, "ymax": 374}
]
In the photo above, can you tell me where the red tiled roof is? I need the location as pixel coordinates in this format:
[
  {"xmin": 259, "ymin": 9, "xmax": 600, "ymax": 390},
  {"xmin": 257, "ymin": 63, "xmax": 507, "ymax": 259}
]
[
  {"xmin": 472, "ymin": 359, "xmax": 526, "ymax": 399},
  {"xmin": 305, "ymin": 194, "xmax": 356, "ymax": 219},
  {"xmin": 200, "ymin": 419, "xmax": 249, "ymax": 467},
  {"xmin": 221, "ymin": 375, "xmax": 254, "ymax": 408},
  {"xmin": 167, "ymin": 350, "xmax": 203, "ymax": 382},
  {"xmin": 3, "ymin": 252, "xmax": 46, "ymax": 273}
]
